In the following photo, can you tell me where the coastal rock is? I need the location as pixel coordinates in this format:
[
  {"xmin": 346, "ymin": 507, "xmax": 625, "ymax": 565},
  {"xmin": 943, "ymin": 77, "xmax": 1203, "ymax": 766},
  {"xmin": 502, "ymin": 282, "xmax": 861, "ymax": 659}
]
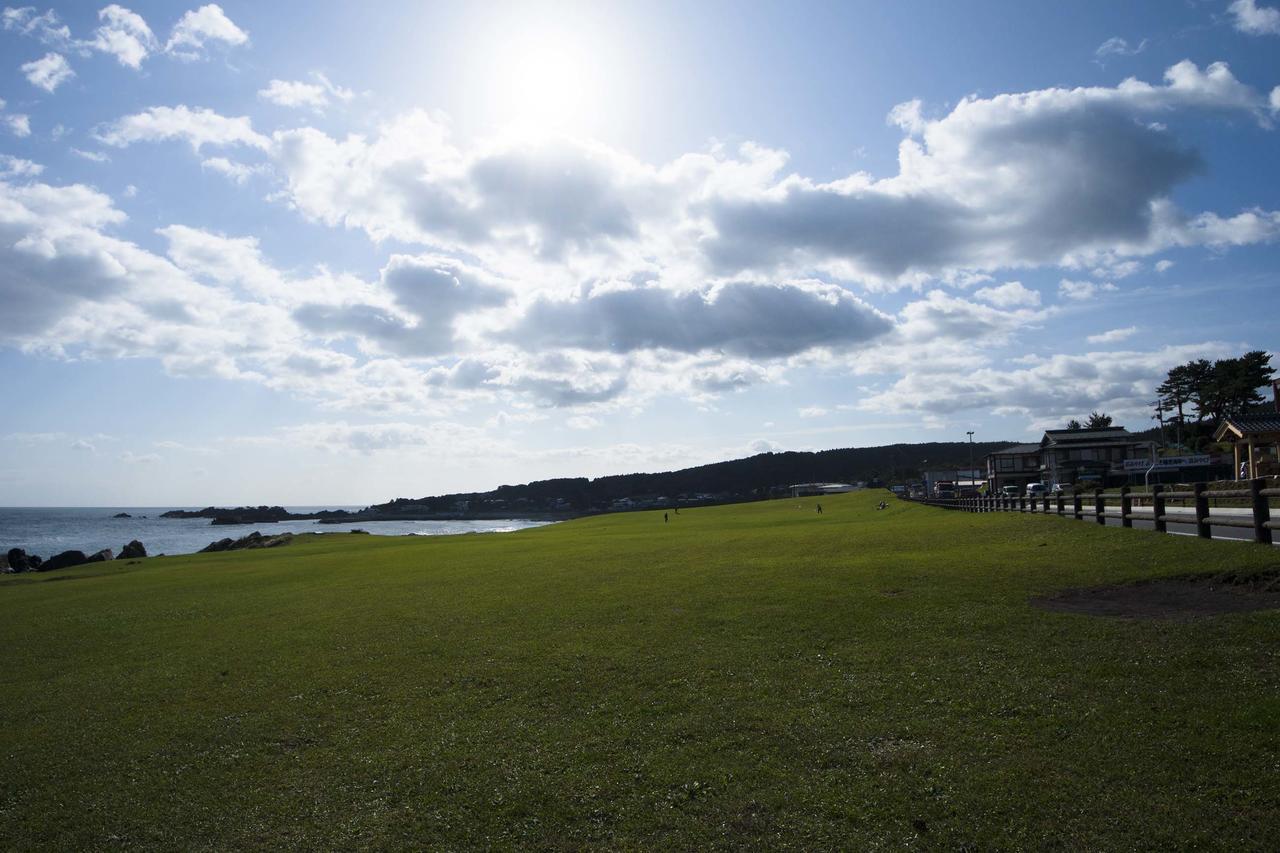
[
  {"xmin": 112, "ymin": 512, "xmax": 132, "ymax": 518},
  {"xmin": 28, "ymin": 554, "xmax": 42, "ymax": 570},
  {"xmin": 5, "ymin": 548, "xmax": 27, "ymax": 573},
  {"xmin": 86, "ymin": 549, "xmax": 114, "ymax": 563},
  {"xmin": 199, "ymin": 531, "xmax": 294, "ymax": 553},
  {"xmin": 119, "ymin": 540, "xmax": 147, "ymax": 559},
  {"xmin": 41, "ymin": 550, "xmax": 88, "ymax": 572}
]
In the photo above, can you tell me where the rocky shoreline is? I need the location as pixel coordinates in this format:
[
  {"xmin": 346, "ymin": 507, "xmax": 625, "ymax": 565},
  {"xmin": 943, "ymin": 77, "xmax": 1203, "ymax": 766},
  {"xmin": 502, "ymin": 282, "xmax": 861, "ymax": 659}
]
[{"xmin": 4, "ymin": 539, "xmax": 147, "ymax": 573}]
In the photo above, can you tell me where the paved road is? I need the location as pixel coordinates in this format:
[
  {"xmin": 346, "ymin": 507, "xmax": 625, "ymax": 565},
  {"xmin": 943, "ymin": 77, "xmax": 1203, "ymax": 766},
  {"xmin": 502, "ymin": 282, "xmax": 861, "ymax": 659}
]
[{"xmin": 993, "ymin": 505, "xmax": 1276, "ymax": 545}]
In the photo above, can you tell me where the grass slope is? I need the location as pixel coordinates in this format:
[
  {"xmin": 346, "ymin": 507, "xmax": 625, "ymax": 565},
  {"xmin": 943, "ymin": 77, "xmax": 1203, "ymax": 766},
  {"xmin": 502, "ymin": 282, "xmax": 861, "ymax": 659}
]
[{"xmin": 1, "ymin": 492, "xmax": 1277, "ymax": 849}]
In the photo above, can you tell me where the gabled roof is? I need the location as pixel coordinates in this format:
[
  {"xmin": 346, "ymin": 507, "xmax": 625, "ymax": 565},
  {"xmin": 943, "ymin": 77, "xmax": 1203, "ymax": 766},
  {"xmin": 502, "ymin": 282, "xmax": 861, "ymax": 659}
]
[
  {"xmin": 1041, "ymin": 427, "xmax": 1133, "ymax": 445},
  {"xmin": 1213, "ymin": 413, "xmax": 1280, "ymax": 441},
  {"xmin": 987, "ymin": 443, "xmax": 1041, "ymax": 456}
]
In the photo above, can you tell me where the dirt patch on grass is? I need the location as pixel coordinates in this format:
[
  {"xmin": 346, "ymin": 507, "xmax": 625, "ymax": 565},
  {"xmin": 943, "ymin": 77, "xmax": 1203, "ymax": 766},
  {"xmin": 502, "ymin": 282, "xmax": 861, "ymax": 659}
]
[{"xmin": 1032, "ymin": 569, "xmax": 1280, "ymax": 620}]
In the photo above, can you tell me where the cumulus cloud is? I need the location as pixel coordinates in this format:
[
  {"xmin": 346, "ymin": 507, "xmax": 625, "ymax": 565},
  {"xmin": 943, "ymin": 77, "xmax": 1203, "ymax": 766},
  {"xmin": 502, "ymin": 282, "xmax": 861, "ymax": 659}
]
[
  {"xmin": 897, "ymin": 290, "xmax": 1046, "ymax": 344},
  {"xmin": 96, "ymin": 105, "xmax": 269, "ymax": 151},
  {"xmin": 21, "ymin": 51, "xmax": 74, "ymax": 91},
  {"xmin": 504, "ymin": 280, "xmax": 892, "ymax": 358},
  {"xmin": 1229, "ymin": 0, "xmax": 1280, "ymax": 35},
  {"xmin": 702, "ymin": 61, "xmax": 1280, "ymax": 283},
  {"xmin": 4, "ymin": 113, "xmax": 31, "ymax": 136},
  {"xmin": 164, "ymin": 3, "xmax": 247, "ymax": 59},
  {"xmin": 860, "ymin": 342, "xmax": 1234, "ymax": 423},
  {"xmin": 973, "ymin": 281, "xmax": 1041, "ymax": 308},
  {"xmin": 1155, "ymin": 259, "xmax": 1175, "ymax": 272},
  {"xmin": 89, "ymin": 4, "xmax": 156, "ymax": 68},
  {"xmin": 258, "ymin": 72, "xmax": 353, "ymax": 111},
  {"xmin": 0, "ymin": 153, "xmax": 42, "ymax": 176},
  {"xmin": 293, "ymin": 254, "xmax": 510, "ymax": 357}
]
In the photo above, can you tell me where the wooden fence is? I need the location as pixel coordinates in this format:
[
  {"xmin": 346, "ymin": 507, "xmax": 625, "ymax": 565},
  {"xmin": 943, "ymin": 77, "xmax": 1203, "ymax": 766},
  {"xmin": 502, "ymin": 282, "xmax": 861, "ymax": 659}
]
[{"xmin": 907, "ymin": 479, "xmax": 1277, "ymax": 545}]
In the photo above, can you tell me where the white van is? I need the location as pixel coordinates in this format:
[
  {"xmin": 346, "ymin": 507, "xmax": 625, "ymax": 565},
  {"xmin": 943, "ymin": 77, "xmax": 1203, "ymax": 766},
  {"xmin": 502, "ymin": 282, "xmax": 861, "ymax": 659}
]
[{"xmin": 1025, "ymin": 483, "xmax": 1048, "ymax": 497}]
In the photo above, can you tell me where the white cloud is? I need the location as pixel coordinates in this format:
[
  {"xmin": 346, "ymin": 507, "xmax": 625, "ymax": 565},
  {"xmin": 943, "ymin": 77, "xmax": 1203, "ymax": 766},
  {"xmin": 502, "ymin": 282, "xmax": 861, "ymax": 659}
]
[
  {"xmin": 566, "ymin": 415, "xmax": 601, "ymax": 430},
  {"xmin": 973, "ymin": 281, "xmax": 1041, "ymax": 308},
  {"xmin": 1154, "ymin": 259, "xmax": 1175, "ymax": 273},
  {"xmin": 1094, "ymin": 37, "xmax": 1146, "ymax": 60},
  {"xmin": 1229, "ymin": 0, "xmax": 1280, "ymax": 35},
  {"xmin": 71, "ymin": 438, "xmax": 95, "ymax": 452},
  {"xmin": 504, "ymin": 280, "xmax": 893, "ymax": 358},
  {"xmin": 71, "ymin": 147, "xmax": 110, "ymax": 162},
  {"xmin": 258, "ymin": 72, "xmax": 353, "ymax": 111},
  {"xmin": 0, "ymin": 153, "xmax": 42, "ymax": 176},
  {"xmin": 1086, "ymin": 326, "xmax": 1138, "ymax": 344},
  {"xmin": 4, "ymin": 114, "xmax": 31, "ymax": 136},
  {"xmin": 21, "ymin": 51, "xmax": 74, "ymax": 91},
  {"xmin": 860, "ymin": 342, "xmax": 1235, "ymax": 424},
  {"xmin": 1, "ymin": 7, "xmax": 72, "ymax": 48},
  {"xmin": 165, "ymin": 4, "xmax": 248, "ymax": 60},
  {"xmin": 96, "ymin": 105, "xmax": 270, "ymax": 151},
  {"xmin": 798, "ymin": 406, "xmax": 828, "ymax": 418},
  {"xmin": 200, "ymin": 156, "xmax": 265, "ymax": 184},
  {"xmin": 1058, "ymin": 278, "xmax": 1118, "ymax": 300},
  {"xmin": 118, "ymin": 450, "xmax": 161, "ymax": 464},
  {"xmin": 89, "ymin": 4, "xmax": 156, "ymax": 68}
]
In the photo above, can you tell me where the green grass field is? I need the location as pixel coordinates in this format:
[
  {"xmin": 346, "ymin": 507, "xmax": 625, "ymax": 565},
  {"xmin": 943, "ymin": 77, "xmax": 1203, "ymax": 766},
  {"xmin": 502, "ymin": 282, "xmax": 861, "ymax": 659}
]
[{"xmin": 2, "ymin": 492, "xmax": 1277, "ymax": 849}]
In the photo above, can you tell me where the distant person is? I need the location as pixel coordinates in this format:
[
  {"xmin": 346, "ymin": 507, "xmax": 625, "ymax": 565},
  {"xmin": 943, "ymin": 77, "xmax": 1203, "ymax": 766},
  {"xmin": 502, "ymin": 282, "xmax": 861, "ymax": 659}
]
[
  {"xmin": 1240, "ymin": 460, "xmax": 1249, "ymax": 480},
  {"xmin": 663, "ymin": 512, "xmax": 669, "ymax": 523},
  {"xmin": 816, "ymin": 503, "xmax": 823, "ymax": 514}
]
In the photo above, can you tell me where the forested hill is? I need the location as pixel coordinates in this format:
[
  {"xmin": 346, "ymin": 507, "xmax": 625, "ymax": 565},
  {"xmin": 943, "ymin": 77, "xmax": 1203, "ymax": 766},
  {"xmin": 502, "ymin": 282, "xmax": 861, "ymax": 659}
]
[{"xmin": 368, "ymin": 440, "xmax": 1016, "ymax": 514}]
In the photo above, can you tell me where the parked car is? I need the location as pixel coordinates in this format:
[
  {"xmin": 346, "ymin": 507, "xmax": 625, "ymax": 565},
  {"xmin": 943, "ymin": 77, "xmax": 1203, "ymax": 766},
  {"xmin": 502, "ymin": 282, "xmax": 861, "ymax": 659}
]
[
  {"xmin": 1000, "ymin": 485, "xmax": 1019, "ymax": 497},
  {"xmin": 1026, "ymin": 483, "xmax": 1048, "ymax": 497},
  {"xmin": 1051, "ymin": 483, "xmax": 1071, "ymax": 495}
]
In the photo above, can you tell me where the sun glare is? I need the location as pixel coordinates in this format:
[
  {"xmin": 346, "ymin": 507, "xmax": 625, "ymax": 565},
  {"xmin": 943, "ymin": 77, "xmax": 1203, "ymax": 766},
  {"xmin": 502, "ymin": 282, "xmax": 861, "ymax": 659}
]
[{"xmin": 479, "ymin": 23, "xmax": 610, "ymax": 137}]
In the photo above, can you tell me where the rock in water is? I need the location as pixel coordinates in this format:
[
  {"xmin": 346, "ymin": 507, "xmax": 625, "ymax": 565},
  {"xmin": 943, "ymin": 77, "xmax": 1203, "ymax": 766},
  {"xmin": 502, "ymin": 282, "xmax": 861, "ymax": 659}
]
[
  {"xmin": 119, "ymin": 540, "xmax": 147, "ymax": 559},
  {"xmin": 199, "ymin": 531, "xmax": 294, "ymax": 553},
  {"xmin": 5, "ymin": 548, "xmax": 30, "ymax": 573},
  {"xmin": 85, "ymin": 549, "xmax": 114, "ymax": 563},
  {"xmin": 41, "ymin": 550, "xmax": 88, "ymax": 572},
  {"xmin": 112, "ymin": 512, "xmax": 132, "ymax": 518}
]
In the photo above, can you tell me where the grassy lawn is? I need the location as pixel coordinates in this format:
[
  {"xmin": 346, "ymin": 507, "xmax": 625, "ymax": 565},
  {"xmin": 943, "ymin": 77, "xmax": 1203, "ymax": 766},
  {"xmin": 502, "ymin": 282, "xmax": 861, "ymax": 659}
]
[{"xmin": 2, "ymin": 491, "xmax": 1277, "ymax": 849}]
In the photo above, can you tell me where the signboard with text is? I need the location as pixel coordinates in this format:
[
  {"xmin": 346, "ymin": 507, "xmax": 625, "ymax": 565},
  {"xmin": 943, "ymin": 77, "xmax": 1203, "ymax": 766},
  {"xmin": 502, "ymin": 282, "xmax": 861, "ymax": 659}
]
[{"xmin": 1122, "ymin": 454, "xmax": 1211, "ymax": 472}]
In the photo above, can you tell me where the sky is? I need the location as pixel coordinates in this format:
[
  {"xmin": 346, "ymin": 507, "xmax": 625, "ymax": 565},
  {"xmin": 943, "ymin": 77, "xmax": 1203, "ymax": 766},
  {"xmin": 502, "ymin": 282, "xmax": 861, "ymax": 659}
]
[{"xmin": 1, "ymin": 0, "xmax": 1278, "ymax": 505}]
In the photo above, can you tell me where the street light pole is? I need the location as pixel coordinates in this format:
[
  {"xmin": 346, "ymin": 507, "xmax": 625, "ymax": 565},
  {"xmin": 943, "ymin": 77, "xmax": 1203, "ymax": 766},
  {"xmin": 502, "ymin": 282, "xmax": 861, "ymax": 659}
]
[{"xmin": 966, "ymin": 431, "xmax": 975, "ymax": 490}]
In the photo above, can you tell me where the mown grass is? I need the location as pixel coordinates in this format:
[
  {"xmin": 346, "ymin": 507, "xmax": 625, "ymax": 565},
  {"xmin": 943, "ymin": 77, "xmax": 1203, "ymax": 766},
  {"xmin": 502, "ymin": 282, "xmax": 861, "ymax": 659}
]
[{"xmin": 1, "ymin": 491, "xmax": 1277, "ymax": 849}]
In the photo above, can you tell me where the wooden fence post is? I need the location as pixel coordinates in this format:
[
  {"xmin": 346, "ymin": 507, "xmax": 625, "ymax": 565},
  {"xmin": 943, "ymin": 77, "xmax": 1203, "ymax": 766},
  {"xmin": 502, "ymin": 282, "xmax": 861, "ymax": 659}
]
[
  {"xmin": 1041, "ymin": 494, "xmax": 1049, "ymax": 514},
  {"xmin": 1120, "ymin": 485, "xmax": 1132, "ymax": 529},
  {"xmin": 1056, "ymin": 493, "xmax": 1064, "ymax": 516},
  {"xmin": 1072, "ymin": 489, "xmax": 1083, "ymax": 521},
  {"xmin": 1251, "ymin": 478, "xmax": 1273, "ymax": 545},
  {"xmin": 1194, "ymin": 482, "xmax": 1210, "ymax": 539},
  {"xmin": 1152, "ymin": 483, "xmax": 1166, "ymax": 534},
  {"xmin": 1094, "ymin": 488, "xmax": 1105, "ymax": 525}
]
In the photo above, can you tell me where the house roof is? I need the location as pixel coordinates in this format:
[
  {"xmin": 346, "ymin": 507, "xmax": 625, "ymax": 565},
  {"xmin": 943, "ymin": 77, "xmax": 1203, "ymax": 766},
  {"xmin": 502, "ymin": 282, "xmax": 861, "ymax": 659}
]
[
  {"xmin": 1041, "ymin": 428, "xmax": 1133, "ymax": 445},
  {"xmin": 1213, "ymin": 413, "xmax": 1280, "ymax": 441},
  {"xmin": 987, "ymin": 443, "xmax": 1041, "ymax": 457}
]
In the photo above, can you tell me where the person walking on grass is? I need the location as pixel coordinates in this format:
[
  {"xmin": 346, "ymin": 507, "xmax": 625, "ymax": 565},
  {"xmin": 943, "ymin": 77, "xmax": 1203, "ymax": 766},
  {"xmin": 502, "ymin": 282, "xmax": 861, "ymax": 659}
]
[
  {"xmin": 664, "ymin": 512, "xmax": 669, "ymax": 523},
  {"xmin": 816, "ymin": 503, "xmax": 823, "ymax": 514}
]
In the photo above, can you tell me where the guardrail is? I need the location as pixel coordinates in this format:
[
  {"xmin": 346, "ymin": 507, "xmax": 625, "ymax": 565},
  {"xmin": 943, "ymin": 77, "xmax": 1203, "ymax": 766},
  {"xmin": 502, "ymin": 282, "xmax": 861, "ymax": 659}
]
[{"xmin": 907, "ymin": 479, "xmax": 1276, "ymax": 545}]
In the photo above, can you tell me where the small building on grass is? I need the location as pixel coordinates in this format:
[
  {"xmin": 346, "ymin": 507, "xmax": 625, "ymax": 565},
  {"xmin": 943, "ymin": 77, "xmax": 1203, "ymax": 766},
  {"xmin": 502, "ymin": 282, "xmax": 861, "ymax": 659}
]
[{"xmin": 1213, "ymin": 414, "xmax": 1280, "ymax": 479}]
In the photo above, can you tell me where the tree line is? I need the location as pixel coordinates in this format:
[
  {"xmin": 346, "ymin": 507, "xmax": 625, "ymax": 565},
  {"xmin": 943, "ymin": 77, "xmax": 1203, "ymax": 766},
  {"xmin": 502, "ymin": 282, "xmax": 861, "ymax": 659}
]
[{"xmin": 1153, "ymin": 350, "xmax": 1275, "ymax": 445}]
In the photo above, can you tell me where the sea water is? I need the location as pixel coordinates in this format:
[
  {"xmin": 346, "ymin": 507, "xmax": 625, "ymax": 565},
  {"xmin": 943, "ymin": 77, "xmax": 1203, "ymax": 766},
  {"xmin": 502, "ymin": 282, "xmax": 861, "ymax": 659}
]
[{"xmin": 0, "ymin": 507, "xmax": 552, "ymax": 559}]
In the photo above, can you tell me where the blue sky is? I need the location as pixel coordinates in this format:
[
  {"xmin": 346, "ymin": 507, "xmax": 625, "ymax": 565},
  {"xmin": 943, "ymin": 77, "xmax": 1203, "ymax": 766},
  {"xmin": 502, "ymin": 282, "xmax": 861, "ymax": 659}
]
[{"xmin": 1, "ymin": 0, "xmax": 1278, "ymax": 505}]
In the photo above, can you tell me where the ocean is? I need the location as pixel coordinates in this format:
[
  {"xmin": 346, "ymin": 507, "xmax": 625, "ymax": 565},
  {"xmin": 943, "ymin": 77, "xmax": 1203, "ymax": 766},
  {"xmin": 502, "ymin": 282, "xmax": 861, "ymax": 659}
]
[{"xmin": 0, "ymin": 507, "xmax": 553, "ymax": 560}]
